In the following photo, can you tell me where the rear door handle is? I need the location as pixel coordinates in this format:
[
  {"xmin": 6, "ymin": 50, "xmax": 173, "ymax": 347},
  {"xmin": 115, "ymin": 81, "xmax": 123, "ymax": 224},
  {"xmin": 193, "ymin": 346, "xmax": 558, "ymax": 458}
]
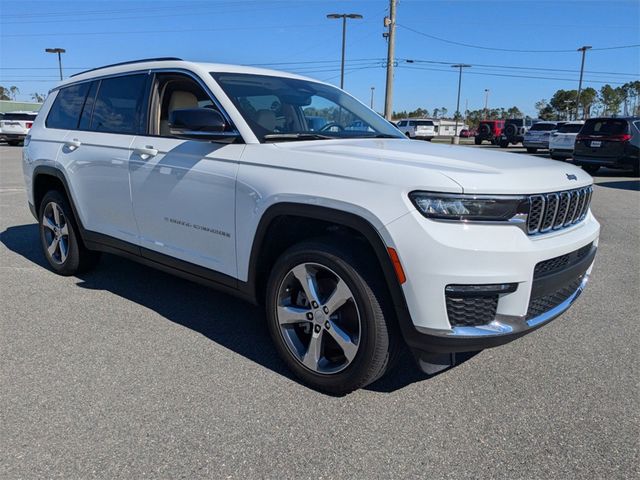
[
  {"xmin": 133, "ymin": 146, "xmax": 158, "ymax": 160},
  {"xmin": 64, "ymin": 139, "xmax": 81, "ymax": 151}
]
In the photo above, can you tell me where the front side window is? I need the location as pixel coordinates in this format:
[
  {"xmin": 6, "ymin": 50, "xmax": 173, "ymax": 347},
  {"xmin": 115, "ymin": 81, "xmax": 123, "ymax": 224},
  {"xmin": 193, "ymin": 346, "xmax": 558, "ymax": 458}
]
[
  {"xmin": 149, "ymin": 72, "xmax": 223, "ymax": 137},
  {"xmin": 212, "ymin": 73, "xmax": 402, "ymax": 142},
  {"xmin": 92, "ymin": 74, "xmax": 147, "ymax": 134},
  {"xmin": 46, "ymin": 83, "xmax": 90, "ymax": 129}
]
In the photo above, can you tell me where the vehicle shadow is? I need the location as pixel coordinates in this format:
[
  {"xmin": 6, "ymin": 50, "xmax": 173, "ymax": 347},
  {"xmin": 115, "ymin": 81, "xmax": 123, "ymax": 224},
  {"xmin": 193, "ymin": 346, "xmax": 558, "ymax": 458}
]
[
  {"xmin": 1, "ymin": 223, "xmax": 472, "ymax": 395},
  {"xmin": 594, "ymin": 180, "xmax": 640, "ymax": 192}
]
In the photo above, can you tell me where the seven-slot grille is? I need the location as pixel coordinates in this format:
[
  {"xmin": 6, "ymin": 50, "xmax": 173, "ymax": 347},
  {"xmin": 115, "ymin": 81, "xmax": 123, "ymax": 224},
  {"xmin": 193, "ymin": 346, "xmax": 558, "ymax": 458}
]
[{"xmin": 527, "ymin": 186, "xmax": 592, "ymax": 235}]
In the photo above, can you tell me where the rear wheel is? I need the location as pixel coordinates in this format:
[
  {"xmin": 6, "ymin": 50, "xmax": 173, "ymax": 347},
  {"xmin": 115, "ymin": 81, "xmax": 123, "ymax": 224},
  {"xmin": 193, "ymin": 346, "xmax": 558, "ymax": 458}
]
[
  {"xmin": 526, "ymin": 147, "xmax": 538, "ymax": 153},
  {"xmin": 474, "ymin": 137, "xmax": 482, "ymax": 145},
  {"xmin": 265, "ymin": 241, "xmax": 397, "ymax": 394},
  {"xmin": 581, "ymin": 165, "xmax": 600, "ymax": 175},
  {"xmin": 499, "ymin": 140, "xmax": 509, "ymax": 148},
  {"xmin": 38, "ymin": 190, "xmax": 100, "ymax": 275}
]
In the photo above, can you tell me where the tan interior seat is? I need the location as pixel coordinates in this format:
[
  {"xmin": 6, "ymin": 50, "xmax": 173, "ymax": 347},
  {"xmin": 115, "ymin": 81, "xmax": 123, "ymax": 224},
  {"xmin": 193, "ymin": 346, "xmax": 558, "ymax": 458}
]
[
  {"xmin": 255, "ymin": 109, "xmax": 277, "ymax": 132},
  {"xmin": 161, "ymin": 91, "xmax": 198, "ymax": 136}
]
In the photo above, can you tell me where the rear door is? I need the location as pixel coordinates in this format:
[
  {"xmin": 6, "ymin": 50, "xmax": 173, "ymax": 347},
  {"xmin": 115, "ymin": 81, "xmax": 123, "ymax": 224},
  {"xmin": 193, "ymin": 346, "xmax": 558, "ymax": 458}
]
[
  {"xmin": 575, "ymin": 118, "xmax": 629, "ymax": 159},
  {"xmin": 56, "ymin": 73, "xmax": 149, "ymax": 245}
]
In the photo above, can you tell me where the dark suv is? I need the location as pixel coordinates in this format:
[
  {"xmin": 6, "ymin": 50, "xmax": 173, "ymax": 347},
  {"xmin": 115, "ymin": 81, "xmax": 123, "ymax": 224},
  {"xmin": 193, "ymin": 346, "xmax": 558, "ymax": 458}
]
[
  {"xmin": 499, "ymin": 118, "xmax": 536, "ymax": 148},
  {"xmin": 573, "ymin": 117, "xmax": 640, "ymax": 176},
  {"xmin": 475, "ymin": 120, "xmax": 504, "ymax": 145}
]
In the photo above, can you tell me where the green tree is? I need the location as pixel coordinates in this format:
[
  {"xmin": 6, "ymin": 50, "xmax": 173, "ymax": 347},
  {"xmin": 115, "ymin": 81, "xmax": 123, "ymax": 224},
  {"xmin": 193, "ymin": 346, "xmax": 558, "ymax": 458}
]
[
  {"xmin": 30, "ymin": 92, "xmax": 46, "ymax": 103},
  {"xmin": 578, "ymin": 87, "xmax": 597, "ymax": 119},
  {"xmin": 535, "ymin": 99, "xmax": 556, "ymax": 120},
  {"xmin": 549, "ymin": 89, "xmax": 577, "ymax": 120},
  {"xmin": 599, "ymin": 84, "xmax": 624, "ymax": 116},
  {"xmin": 8, "ymin": 86, "xmax": 19, "ymax": 100},
  {"xmin": 0, "ymin": 85, "xmax": 20, "ymax": 101}
]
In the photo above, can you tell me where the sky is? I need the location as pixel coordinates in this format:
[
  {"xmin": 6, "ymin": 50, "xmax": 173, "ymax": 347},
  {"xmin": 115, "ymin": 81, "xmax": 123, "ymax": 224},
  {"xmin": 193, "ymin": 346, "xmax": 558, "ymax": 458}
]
[{"xmin": 1, "ymin": 0, "xmax": 639, "ymax": 116}]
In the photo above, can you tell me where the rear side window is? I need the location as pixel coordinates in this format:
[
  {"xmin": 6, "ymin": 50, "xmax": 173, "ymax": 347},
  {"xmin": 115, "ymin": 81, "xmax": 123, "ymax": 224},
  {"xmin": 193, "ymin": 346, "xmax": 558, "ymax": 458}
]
[
  {"xmin": 581, "ymin": 119, "xmax": 628, "ymax": 135},
  {"xmin": 92, "ymin": 74, "xmax": 147, "ymax": 134},
  {"xmin": 78, "ymin": 81, "xmax": 99, "ymax": 130},
  {"xmin": 46, "ymin": 83, "xmax": 91, "ymax": 129},
  {"xmin": 397, "ymin": 120, "xmax": 407, "ymax": 126}
]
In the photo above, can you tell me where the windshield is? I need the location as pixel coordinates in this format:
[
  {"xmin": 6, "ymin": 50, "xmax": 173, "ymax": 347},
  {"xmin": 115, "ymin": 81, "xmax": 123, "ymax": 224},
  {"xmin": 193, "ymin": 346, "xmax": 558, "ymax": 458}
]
[
  {"xmin": 413, "ymin": 120, "xmax": 434, "ymax": 127},
  {"xmin": 558, "ymin": 123, "xmax": 583, "ymax": 134},
  {"xmin": 581, "ymin": 119, "xmax": 628, "ymax": 135},
  {"xmin": 2, "ymin": 113, "xmax": 37, "ymax": 121},
  {"xmin": 211, "ymin": 73, "xmax": 403, "ymax": 142}
]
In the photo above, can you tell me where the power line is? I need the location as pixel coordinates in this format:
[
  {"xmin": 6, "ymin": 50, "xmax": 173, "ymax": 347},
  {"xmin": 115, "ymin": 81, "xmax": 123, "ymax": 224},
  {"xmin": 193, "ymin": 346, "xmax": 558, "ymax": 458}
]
[
  {"xmin": 399, "ymin": 65, "xmax": 627, "ymax": 85},
  {"xmin": 398, "ymin": 24, "xmax": 640, "ymax": 53}
]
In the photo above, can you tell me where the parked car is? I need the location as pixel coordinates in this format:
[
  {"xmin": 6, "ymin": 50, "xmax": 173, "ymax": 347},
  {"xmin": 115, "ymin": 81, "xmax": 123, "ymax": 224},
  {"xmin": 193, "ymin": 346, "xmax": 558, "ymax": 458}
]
[
  {"xmin": 499, "ymin": 118, "xmax": 537, "ymax": 148},
  {"xmin": 23, "ymin": 58, "xmax": 599, "ymax": 394},
  {"xmin": 573, "ymin": 117, "xmax": 640, "ymax": 176},
  {"xmin": 396, "ymin": 118, "xmax": 436, "ymax": 140},
  {"xmin": 475, "ymin": 120, "xmax": 504, "ymax": 145},
  {"xmin": 460, "ymin": 128, "xmax": 477, "ymax": 138},
  {"xmin": 549, "ymin": 121, "xmax": 585, "ymax": 160},
  {"xmin": 522, "ymin": 121, "xmax": 566, "ymax": 153},
  {"xmin": 0, "ymin": 111, "xmax": 38, "ymax": 146}
]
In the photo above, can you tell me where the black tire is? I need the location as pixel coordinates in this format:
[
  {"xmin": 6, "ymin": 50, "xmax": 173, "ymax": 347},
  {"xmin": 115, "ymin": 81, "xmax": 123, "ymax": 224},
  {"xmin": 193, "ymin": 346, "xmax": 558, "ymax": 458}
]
[
  {"xmin": 474, "ymin": 137, "xmax": 482, "ymax": 145},
  {"xmin": 499, "ymin": 140, "xmax": 509, "ymax": 148},
  {"xmin": 526, "ymin": 147, "xmax": 537, "ymax": 153},
  {"xmin": 581, "ymin": 165, "xmax": 600, "ymax": 175},
  {"xmin": 405, "ymin": 132, "xmax": 411, "ymax": 138},
  {"xmin": 38, "ymin": 190, "xmax": 100, "ymax": 275},
  {"xmin": 7, "ymin": 140, "xmax": 21, "ymax": 146},
  {"xmin": 632, "ymin": 163, "xmax": 639, "ymax": 177},
  {"xmin": 550, "ymin": 154, "xmax": 561, "ymax": 160},
  {"xmin": 265, "ymin": 240, "xmax": 398, "ymax": 395}
]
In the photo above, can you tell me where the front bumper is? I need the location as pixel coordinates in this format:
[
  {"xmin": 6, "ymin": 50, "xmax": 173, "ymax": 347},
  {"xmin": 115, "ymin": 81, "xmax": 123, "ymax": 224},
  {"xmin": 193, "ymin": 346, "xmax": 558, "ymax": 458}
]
[{"xmin": 383, "ymin": 209, "xmax": 600, "ymax": 354}]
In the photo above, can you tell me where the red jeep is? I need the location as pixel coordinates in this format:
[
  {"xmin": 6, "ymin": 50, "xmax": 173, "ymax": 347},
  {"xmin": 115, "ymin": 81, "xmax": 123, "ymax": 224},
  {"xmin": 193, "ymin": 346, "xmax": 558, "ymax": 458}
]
[{"xmin": 475, "ymin": 120, "xmax": 504, "ymax": 145}]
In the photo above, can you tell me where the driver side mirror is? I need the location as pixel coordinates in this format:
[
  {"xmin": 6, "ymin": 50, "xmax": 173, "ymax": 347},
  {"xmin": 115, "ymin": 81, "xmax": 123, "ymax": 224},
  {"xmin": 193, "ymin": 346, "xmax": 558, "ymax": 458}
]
[{"xmin": 169, "ymin": 108, "xmax": 240, "ymax": 142}]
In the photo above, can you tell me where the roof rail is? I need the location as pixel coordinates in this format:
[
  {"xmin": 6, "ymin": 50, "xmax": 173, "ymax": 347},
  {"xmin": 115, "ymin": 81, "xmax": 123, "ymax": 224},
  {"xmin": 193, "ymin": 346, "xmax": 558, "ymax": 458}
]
[{"xmin": 70, "ymin": 57, "xmax": 183, "ymax": 78}]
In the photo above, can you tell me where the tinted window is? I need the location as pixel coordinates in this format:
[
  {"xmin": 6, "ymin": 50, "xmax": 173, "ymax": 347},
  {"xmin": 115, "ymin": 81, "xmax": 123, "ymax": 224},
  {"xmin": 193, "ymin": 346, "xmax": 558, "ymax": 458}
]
[
  {"xmin": 46, "ymin": 83, "xmax": 90, "ymax": 129},
  {"xmin": 558, "ymin": 123, "xmax": 583, "ymax": 134},
  {"xmin": 397, "ymin": 120, "xmax": 407, "ymax": 127},
  {"xmin": 581, "ymin": 119, "xmax": 628, "ymax": 135},
  {"xmin": 414, "ymin": 120, "xmax": 433, "ymax": 126},
  {"xmin": 530, "ymin": 123, "xmax": 558, "ymax": 131},
  {"xmin": 78, "ymin": 81, "xmax": 99, "ymax": 130},
  {"xmin": 4, "ymin": 113, "xmax": 38, "ymax": 121},
  {"xmin": 92, "ymin": 74, "xmax": 147, "ymax": 134}
]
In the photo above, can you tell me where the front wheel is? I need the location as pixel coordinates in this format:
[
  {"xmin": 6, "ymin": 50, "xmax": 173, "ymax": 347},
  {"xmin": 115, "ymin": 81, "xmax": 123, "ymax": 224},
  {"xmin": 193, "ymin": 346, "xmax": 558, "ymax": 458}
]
[
  {"xmin": 39, "ymin": 190, "xmax": 100, "ymax": 275},
  {"xmin": 265, "ymin": 241, "xmax": 397, "ymax": 394},
  {"xmin": 499, "ymin": 140, "xmax": 509, "ymax": 148}
]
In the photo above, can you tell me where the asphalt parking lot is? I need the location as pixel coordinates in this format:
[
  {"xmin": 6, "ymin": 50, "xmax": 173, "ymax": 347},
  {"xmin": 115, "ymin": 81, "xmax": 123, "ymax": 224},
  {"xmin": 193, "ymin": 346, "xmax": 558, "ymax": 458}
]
[{"xmin": 1, "ymin": 143, "xmax": 638, "ymax": 479}]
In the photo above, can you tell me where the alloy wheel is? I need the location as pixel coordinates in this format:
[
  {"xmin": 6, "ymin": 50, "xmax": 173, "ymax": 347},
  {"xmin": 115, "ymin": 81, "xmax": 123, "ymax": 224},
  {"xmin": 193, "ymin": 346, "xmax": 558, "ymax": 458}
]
[
  {"xmin": 42, "ymin": 202, "xmax": 69, "ymax": 264},
  {"xmin": 276, "ymin": 262, "xmax": 361, "ymax": 374}
]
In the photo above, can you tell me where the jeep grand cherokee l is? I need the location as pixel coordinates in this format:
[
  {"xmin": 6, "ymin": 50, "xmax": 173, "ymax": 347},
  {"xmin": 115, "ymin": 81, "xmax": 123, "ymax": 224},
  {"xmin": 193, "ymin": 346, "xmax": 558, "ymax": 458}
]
[{"xmin": 23, "ymin": 58, "xmax": 600, "ymax": 394}]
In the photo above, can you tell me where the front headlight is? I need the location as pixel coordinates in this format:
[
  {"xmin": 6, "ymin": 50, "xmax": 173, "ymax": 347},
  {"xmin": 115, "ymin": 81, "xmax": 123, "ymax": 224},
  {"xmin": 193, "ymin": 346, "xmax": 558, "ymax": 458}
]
[{"xmin": 409, "ymin": 192, "xmax": 528, "ymax": 221}]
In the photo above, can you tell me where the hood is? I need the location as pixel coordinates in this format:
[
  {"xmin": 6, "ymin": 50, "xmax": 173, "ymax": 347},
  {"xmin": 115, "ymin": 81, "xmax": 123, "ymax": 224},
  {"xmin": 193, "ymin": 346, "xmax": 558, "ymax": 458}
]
[{"xmin": 275, "ymin": 138, "xmax": 592, "ymax": 194}]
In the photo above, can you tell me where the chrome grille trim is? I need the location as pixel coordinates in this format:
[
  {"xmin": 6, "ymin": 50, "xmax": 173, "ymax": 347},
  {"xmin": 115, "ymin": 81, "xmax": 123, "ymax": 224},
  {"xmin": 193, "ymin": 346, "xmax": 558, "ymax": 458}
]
[{"xmin": 526, "ymin": 186, "xmax": 593, "ymax": 235}]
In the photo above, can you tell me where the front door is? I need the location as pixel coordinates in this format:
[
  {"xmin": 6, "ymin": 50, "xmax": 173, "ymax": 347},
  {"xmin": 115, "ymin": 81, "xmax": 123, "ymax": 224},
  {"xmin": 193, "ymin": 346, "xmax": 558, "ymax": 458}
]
[{"xmin": 129, "ymin": 71, "xmax": 242, "ymax": 279}]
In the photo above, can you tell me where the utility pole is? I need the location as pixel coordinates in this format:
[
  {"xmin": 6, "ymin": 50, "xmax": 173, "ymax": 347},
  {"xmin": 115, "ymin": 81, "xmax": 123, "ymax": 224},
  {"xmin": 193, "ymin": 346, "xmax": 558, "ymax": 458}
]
[
  {"xmin": 370, "ymin": 86, "xmax": 375, "ymax": 109},
  {"xmin": 575, "ymin": 45, "xmax": 592, "ymax": 120},
  {"xmin": 327, "ymin": 13, "xmax": 363, "ymax": 89},
  {"xmin": 383, "ymin": 0, "xmax": 396, "ymax": 120},
  {"xmin": 45, "ymin": 48, "xmax": 66, "ymax": 80},
  {"xmin": 451, "ymin": 64, "xmax": 471, "ymax": 144},
  {"xmin": 484, "ymin": 89, "xmax": 490, "ymax": 119}
]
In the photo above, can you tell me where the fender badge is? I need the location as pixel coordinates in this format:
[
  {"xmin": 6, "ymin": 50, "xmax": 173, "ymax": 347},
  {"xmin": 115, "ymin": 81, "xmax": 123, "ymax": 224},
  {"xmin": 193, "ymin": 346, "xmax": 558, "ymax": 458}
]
[{"xmin": 566, "ymin": 173, "xmax": 578, "ymax": 180}]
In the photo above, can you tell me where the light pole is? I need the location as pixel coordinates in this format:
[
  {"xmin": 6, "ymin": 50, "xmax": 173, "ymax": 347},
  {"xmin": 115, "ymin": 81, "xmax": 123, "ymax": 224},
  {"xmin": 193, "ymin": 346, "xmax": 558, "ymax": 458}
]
[
  {"xmin": 451, "ymin": 64, "xmax": 471, "ymax": 144},
  {"xmin": 383, "ymin": 0, "xmax": 397, "ymax": 120},
  {"xmin": 575, "ymin": 45, "xmax": 592, "ymax": 120},
  {"xmin": 484, "ymin": 89, "xmax": 490, "ymax": 119},
  {"xmin": 370, "ymin": 86, "xmax": 375, "ymax": 109},
  {"xmin": 326, "ymin": 13, "xmax": 363, "ymax": 89},
  {"xmin": 45, "ymin": 48, "xmax": 66, "ymax": 80}
]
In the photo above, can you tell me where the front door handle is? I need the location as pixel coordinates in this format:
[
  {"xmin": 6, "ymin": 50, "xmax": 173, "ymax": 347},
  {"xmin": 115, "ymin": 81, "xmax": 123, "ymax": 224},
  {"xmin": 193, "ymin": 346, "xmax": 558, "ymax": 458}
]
[
  {"xmin": 133, "ymin": 146, "xmax": 158, "ymax": 160},
  {"xmin": 64, "ymin": 139, "xmax": 81, "ymax": 151}
]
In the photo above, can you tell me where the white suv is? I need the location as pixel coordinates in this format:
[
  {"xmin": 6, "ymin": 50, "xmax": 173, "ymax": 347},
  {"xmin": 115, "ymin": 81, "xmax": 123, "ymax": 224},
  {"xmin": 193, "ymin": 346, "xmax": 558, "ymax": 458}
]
[
  {"xmin": 23, "ymin": 58, "xmax": 600, "ymax": 394},
  {"xmin": 396, "ymin": 118, "xmax": 436, "ymax": 140},
  {"xmin": 1, "ymin": 111, "xmax": 38, "ymax": 146}
]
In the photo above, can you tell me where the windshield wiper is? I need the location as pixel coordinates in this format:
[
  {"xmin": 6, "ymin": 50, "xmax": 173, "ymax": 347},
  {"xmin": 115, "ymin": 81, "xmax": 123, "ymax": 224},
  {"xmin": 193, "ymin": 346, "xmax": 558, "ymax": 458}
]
[{"xmin": 263, "ymin": 133, "xmax": 334, "ymax": 142}]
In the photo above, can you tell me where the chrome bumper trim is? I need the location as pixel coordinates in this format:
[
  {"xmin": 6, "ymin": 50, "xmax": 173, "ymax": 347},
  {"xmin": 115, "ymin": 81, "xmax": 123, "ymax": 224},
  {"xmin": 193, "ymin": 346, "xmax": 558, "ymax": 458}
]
[{"xmin": 421, "ymin": 272, "xmax": 589, "ymax": 339}]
